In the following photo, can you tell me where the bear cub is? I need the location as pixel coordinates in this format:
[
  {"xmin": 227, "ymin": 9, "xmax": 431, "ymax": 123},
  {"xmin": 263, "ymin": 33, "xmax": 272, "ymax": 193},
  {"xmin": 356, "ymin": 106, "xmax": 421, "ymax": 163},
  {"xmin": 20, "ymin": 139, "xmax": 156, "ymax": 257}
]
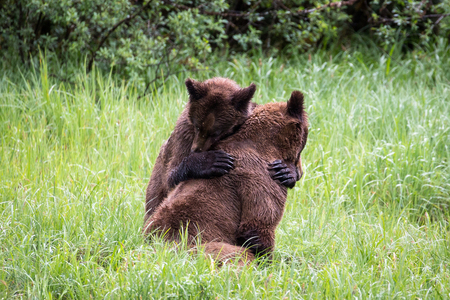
[
  {"xmin": 144, "ymin": 78, "xmax": 299, "ymax": 224},
  {"xmin": 144, "ymin": 91, "xmax": 309, "ymax": 264}
]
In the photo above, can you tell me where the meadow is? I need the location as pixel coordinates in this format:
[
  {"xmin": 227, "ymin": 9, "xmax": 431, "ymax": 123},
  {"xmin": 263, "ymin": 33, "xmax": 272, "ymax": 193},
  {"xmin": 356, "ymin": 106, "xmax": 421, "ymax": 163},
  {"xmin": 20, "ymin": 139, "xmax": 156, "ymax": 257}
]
[{"xmin": 1, "ymin": 44, "xmax": 450, "ymax": 298}]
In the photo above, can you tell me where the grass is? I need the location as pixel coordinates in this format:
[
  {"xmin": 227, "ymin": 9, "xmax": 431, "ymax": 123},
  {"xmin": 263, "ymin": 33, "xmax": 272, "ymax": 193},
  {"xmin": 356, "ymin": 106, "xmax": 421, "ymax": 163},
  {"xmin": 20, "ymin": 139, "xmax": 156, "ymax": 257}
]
[{"xmin": 1, "ymin": 42, "xmax": 450, "ymax": 298}]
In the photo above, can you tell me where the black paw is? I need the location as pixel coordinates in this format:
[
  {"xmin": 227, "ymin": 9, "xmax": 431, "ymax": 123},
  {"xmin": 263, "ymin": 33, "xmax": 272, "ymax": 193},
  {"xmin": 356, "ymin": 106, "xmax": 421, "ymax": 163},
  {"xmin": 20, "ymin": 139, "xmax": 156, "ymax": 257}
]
[
  {"xmin": 237, "ymin": 229, "xmax": 269, "ymax": 257},
  {"xmin": 268, "ymin": 160, "xmax": 297, "ymax": 189},
  {"xmin": 192, "ymin": 150, "xmax": 234, "ymax": 178},
  {"xmin": 237, "ymin": 236, "xmax": 260, "ymax": 255}
]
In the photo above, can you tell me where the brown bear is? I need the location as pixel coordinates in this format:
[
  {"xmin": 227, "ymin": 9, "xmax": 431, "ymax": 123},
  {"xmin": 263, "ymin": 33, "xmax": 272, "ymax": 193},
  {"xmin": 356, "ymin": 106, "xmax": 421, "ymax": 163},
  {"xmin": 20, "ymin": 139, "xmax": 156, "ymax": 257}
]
[
  {"xmin": 144, "ymin": 78, "xmax": 300, "ymax": 225},
  {"xmin": 143, "ymin": 91, "xmax": 309, "ymax": 264}
]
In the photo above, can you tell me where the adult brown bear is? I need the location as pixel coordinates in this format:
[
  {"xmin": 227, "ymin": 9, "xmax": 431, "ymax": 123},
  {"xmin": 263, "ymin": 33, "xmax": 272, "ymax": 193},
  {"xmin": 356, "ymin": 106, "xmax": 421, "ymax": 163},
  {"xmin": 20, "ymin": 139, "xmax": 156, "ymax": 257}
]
[
  {"xmin": 144, "ymin": 78, "xmax": 300, "ymax": 225},
  {"xmin": 143, "ymin": 91, "xmax": 308, "ymax": 264}
]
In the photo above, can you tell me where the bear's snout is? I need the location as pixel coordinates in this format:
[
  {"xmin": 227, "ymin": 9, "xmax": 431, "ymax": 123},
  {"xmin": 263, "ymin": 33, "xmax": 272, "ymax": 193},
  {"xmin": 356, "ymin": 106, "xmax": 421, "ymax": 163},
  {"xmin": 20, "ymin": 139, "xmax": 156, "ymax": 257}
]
[
  {"xmin": 192, "ymin": 137, "xmax": 215, "ymax": 153},
  {"xmin": 191, "ymin": 145, "xmax": 202, "ymax": 152}
]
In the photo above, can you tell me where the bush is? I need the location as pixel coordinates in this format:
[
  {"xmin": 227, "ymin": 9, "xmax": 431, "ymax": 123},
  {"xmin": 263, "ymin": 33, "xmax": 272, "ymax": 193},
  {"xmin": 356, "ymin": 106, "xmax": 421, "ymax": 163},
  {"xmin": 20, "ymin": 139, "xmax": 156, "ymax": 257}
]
[{"xmin": 1, "ymin": 0, "xmax": 449, "ymax": 88}]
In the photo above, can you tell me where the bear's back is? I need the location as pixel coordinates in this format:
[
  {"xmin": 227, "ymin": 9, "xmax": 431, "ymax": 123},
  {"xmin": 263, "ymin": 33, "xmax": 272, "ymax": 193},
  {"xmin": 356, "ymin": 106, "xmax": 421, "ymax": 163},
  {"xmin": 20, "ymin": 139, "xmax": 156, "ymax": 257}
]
[{"xmin": 152, "ymin": 174, "xmax": 242, "ymax": 244}]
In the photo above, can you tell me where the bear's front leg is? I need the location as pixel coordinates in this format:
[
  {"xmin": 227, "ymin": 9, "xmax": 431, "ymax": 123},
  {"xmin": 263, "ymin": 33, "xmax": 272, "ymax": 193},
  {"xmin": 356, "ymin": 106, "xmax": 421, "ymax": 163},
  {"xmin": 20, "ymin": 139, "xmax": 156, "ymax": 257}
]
[
  {"xmin": 236, "ymin": 170, "xmax": 287, "ymax": 260},
  {"xmin": 167, "ymin": 150, "xmax": 234, "ymax": 188}
]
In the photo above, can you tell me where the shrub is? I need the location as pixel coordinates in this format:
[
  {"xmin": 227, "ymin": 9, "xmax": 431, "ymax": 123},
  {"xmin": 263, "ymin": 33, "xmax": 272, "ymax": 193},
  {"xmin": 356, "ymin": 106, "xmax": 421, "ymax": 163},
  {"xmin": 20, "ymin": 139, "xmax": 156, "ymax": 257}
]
[{"xmin": 1, "ymin": 0, "xmax": 449, "ymax": 87}]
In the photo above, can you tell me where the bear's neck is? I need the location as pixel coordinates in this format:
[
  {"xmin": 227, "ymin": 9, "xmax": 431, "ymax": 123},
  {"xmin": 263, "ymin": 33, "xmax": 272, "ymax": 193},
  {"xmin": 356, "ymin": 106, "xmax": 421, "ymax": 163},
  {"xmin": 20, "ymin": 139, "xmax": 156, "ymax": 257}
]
[{"xmin": 221, "ymin": 119, "xmax": 281, "ymax": 161}]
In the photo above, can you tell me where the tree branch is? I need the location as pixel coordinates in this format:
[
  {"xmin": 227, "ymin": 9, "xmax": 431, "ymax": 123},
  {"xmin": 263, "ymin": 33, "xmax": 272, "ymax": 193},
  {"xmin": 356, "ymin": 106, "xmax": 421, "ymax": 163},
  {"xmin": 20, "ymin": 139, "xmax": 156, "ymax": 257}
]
[
  {"xmin": 87, "ymin": 1, "xmax": 152, "ymax": 72},
  {"xmin": 163, "ymin": 0, "xmax": 360, "ymax": 18}
]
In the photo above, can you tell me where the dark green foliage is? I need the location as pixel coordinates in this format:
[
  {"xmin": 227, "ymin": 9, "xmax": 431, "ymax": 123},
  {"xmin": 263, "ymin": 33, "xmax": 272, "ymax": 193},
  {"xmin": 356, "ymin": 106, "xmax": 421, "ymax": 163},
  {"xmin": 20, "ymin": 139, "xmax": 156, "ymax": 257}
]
[{"xmin": 1, "ymin": 0, "xmax": 449, "ymax": 86}]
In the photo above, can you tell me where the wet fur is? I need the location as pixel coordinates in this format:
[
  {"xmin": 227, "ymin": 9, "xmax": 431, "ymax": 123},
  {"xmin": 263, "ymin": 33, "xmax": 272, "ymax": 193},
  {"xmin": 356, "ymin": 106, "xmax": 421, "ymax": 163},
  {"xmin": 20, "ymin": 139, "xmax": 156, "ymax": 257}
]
[
  {"xmin": 144, "ymin": 78, "xmax": 256, "ymax": 224},
  {"xmin": 143, "ymin": 92, "xmax": 309, "ymax": 263},
  {"xmin": 144, "ymin": 77, "xmax": 298, "ymax": 225}
]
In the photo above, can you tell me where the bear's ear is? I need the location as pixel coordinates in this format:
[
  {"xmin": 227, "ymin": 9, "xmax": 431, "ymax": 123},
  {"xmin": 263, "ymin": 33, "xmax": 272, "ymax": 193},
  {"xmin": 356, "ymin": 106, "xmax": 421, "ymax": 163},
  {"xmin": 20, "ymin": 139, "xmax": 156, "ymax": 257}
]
[
  {"xmin": 231, "ymin": 83, "xmax": 256, "ymax": 112},
  {"xmin": 287, "ymin": 91, "xmax": 305, "ymax": 121},
  {"xmin": 185, "ymin": 78, "xmax": 207, "ymax": 101}
]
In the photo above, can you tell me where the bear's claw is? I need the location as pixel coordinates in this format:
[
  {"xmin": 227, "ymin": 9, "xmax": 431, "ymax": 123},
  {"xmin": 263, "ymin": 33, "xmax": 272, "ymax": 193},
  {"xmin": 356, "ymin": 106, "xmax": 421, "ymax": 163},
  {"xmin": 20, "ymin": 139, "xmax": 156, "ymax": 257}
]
[{"xmin": 268, "ymin": 160, "xmax": 297, "ymax": 188}]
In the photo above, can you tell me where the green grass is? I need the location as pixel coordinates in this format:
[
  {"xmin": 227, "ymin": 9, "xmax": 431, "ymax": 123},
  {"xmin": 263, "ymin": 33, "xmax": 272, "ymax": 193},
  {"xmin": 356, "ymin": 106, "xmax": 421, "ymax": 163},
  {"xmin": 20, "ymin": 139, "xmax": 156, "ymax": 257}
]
[{"xmin": 1, "ymin": 43, "xmax": 450, "ymax": 298}]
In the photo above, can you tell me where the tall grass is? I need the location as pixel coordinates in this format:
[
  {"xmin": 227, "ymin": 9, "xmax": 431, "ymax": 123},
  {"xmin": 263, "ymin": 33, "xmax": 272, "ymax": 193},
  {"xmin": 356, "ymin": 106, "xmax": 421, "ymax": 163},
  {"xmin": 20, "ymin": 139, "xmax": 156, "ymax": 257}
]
[{"xmin": 1, "ymin": 42, "xmax": 449, "ymax": 298}]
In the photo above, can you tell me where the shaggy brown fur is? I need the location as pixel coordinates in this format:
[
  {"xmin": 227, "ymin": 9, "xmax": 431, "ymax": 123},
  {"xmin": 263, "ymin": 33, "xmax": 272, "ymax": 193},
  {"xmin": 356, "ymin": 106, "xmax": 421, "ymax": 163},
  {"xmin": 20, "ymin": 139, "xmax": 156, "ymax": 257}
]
[
  {"xmin": 144, "ymin": 78, "xmax": 299, "ymax": 225},
  {"xmin": 143, "ymin": 91, "xmax": 309, "ymax": 263}
]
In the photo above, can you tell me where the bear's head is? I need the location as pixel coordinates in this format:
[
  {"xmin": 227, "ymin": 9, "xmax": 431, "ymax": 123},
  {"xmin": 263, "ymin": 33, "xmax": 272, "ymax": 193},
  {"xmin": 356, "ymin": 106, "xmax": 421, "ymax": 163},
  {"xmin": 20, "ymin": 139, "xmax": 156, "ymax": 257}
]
[
  {"xmin": 185, "ymin": 77, "xmax": 256, "ymax": 152},
  {"xmin": 243, "ymin": 91, "xmax": 308, "ymax": 177}
]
